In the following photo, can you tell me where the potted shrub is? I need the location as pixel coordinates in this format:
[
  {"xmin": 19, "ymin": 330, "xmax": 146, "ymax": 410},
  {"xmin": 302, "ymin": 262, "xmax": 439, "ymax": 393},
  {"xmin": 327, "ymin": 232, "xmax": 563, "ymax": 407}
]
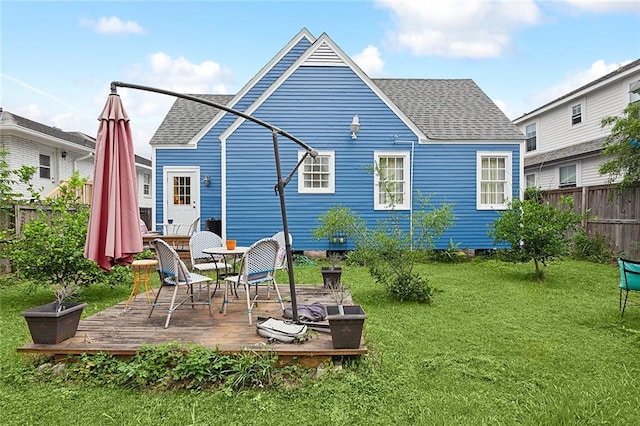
[
  {"xmin": 311, "ymin": 205, "xmax": 363, "ymax": 288},
  {"xmin": 10, "ymin": 174, "xmax": 103, "ymax": 344},
  {"xmin": 325, "ymin": 281, "xmax": 366, "ymax": 349}
]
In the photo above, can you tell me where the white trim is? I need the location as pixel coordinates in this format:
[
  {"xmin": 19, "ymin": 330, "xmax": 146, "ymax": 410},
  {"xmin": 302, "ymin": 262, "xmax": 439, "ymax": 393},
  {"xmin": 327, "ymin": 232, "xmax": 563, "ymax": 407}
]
[
  {"xmin": 187, "ymin": 29, "xmax": 316, "ymax": 146},
  {"xmin": 220, "ymin": 32, "xmax": 426, "ymax": 142},
  {"xmin": 373, "ymin": 150, "xmax": 411, "ymax": 211},
  {"xmin": 476, "ymin": 151, "xmax": 512, "ymax": 210},
  {"xmin": 162, "ymin": 165, "xmax": 201, "ymax": 226},
  {"xmin": 513, "ymin": 62, "xmax": 640, "ymax": 124},
  {"xmin": 297, "ymin": 150, "xmax": 335, "ymax": 194},
  {"xmin": 558, "ymin": 161, "xmax": 580, "ymax": 188},
  {"xmin": 420, "ymin": 138, "xmax": 523, "ymax": 145}
]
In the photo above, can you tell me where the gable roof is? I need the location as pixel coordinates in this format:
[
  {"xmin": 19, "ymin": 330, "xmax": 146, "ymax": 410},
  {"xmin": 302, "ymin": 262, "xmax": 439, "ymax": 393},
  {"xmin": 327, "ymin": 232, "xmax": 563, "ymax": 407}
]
[
  {"xmin": 0, "ymin": 108, "xmax": 151, "ymax": 167},
  {"xmin": 514, "ymin": 59, "xmax": 640, "ymax": 122},
  {"xmin": 373, "ymin": 79, "xmax": 524, "ymax": 140}
]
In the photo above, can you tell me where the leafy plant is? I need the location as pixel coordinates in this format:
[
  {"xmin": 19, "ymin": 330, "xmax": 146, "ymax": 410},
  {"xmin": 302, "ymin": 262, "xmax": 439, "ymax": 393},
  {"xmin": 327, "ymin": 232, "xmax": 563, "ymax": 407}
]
[
  {"xmin": 599, "ymin": 101, "xmax": 640, "ymax": 189},
  {"xmin": 571, "ymin": 229, "xmax": 616, "ymax": 264},
  {"xmin": 355, "ymin": 192, "xmax": 454, "ymax": 303},
  {"xmin": 311, "ymin": 205, "xmax": 364, "ymax": 245},
  {"xmin": 8, "ymin": 172, "xmax": 107, "ymax": 309},
  {"xmin": 489, "ymin": 192, "xmax": 586, "ymax": 281},
  {"xmin": 430, "ymin": 238, "xmax": 470, "ymax": 263}
]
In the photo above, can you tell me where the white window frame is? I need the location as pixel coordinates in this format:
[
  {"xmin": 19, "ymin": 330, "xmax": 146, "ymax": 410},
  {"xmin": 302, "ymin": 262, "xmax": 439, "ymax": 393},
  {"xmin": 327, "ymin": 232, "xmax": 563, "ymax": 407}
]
[
  {"xmin": 476, "ymin": 151, "xmax": 512, "ymax": 210},
  {"xmin": 525, "ymin": 122, "xmax": 537, "ymax": 152},
  {"xmin": 525, "ymin": 173, "xmax": 537, "ymax": 188},
  {"xmin": 39, "ymin": 153, "xmax": 51, "ymax": 179},
  {"xmin": 297, "ymin": 150, "xmax": 335, "ymax": 194},
  {"xmin": 143, "ymin": 173, "xmax": 151, "ymax": 196},
  {"xmin": 629, "ymin": 80, "xmax": 640, "ymax": 104},
  {"xmin": 570, "ymin": 102, "xmax": 583, "ymax": 126},
  {"xmin": 374, "ymin": 151, "xmax": 410, "ymax": 211},
  {"xmin": 558, "ymin": 163, "xmax": 578, "ymax": 188}
]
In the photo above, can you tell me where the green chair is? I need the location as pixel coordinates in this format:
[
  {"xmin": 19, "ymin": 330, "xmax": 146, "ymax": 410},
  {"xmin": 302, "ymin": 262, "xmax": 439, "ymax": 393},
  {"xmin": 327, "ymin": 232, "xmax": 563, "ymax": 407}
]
[{"xmin": 618, "ymin": 257, "xmax": 640, "ymax": 317}]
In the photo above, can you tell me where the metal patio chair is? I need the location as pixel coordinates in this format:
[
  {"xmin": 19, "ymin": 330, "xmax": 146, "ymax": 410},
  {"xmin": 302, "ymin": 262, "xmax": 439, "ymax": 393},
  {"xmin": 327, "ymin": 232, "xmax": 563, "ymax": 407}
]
[
  {"xmin": 151, "ymin": 238, "xmax": 213, "ymax": 328},
  {"xmin": 619, "ymin": 257, "xmax": 640, "ymax": 317},
  {"xmin": 189, "ymin": 231, "xmax": 232, "ymax": 291},
  {"xmin": 223, "ymin": 238, "xmax": 284, "ymax": 325}
]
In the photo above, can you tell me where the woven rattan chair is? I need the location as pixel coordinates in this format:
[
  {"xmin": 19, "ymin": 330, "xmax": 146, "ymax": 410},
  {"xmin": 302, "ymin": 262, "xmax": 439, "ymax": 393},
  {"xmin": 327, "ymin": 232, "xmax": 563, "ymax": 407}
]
[
  {"xmin": 189, "ymin": 231, "xmax": 231, "ymax": 290},
  {"xmin": 151, "ymin": 238, "xmax": 213, "ymax": 328},
  {"xmin": 223, "ymin": 238, "xmax": 284, "ymax": 325}
]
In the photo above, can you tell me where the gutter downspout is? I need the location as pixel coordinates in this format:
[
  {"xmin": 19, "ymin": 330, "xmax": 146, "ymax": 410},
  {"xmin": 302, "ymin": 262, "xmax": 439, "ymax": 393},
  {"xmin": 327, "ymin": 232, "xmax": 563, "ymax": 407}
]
[{"xmin": 392, "ymin": 138, "xmax": 416, "ymax": 250}]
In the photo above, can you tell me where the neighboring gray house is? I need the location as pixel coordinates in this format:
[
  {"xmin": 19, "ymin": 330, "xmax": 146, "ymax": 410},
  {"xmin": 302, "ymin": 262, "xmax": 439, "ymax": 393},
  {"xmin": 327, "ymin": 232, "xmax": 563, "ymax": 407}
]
[
  {"xmin": 513, "ymin": 59, "xmax": 640, "ymax": 190},
  {"xmin": 0, "ymin": 108, "xmax": 153, "ymax": 221},
  {"xmin": 149, "ymin": 29, "xmax": 524, "ymax": 251}
]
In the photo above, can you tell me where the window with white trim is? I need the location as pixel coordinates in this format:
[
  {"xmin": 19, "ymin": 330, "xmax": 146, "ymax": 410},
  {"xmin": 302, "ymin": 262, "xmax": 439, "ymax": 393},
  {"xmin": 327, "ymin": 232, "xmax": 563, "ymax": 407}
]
[
  {"xmin": 39, "ymin": 154, "xmax": 51, "ymax": 179},
  {"xmin": 525, "ymin": 123, "xmax": 537, "ymax": 152},
  {"xmin": 525, "ymin": 173, "xmax": 537, "ymax": 188},
  {"xmin": 571, "ymin": 103, "xmax": 582, "ymax": 125},
  {"xmin": 559, "ymin": 164, "xmax": 577, "ymax": 188},
  {"xmin": 298, "ymin": 150, "xmax": 335, "ymax": 194},
  {"xmin": 477, "ymin": 152, "xmax": 512, "ymax": 210},
  {"xmin": 374, "ymin": 151, "xmax": 410, "ymax": 210},
  {"xmin": 629, "ymin": 80, "xmax": 640, "ymax": 104},
  {"xmin": 143, "ymin": 173, "xmax": 150, "ymax": 196}
]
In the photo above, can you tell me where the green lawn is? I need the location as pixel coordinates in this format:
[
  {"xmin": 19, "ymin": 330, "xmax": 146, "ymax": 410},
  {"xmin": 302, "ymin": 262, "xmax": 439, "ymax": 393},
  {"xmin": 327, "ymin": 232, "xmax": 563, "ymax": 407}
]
[{"xmin": 1, "ymin": 258, "xmax": 639, "ymax": 425}]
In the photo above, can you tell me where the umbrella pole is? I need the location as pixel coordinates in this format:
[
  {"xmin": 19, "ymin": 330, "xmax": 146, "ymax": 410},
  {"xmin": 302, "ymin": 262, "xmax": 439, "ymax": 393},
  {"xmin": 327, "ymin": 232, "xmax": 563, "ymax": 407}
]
[
  {"xmin": 271, "ymin": 131, "xmax": 298, "ymax": 322},
  {"xmin": 110, "ymin": 81, "xmax": 315, "ymax": 322}
]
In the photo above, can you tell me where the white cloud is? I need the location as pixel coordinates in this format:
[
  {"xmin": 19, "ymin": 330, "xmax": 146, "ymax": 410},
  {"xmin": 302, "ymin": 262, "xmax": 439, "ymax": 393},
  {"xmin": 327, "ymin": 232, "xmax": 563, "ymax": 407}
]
[
  {"xmin": 79, "ymin": 16, "xmax": 145, "ymax": 35},
  {"xmin": 353, "ymin": 45, "xmax": 386, "ymax": 76},
  {"xmin": 560, "ymin": 0, "xmax": 640, "ymax": 13},
  {"xmin": 530, "ymin": 59, "xmax": 632, "ymax": 106},
  {"xmin": 376, "ymin": 0, "xmax": 541, "ymax": 58},
  {"xmin": 112, "ymin": 52, "xmax": 236, "ymax": 157}
]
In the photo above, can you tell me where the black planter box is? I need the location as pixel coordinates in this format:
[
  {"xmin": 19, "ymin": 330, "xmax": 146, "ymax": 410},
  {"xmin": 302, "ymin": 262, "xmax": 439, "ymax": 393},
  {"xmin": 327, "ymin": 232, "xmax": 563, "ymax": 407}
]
[
  {"xmin": 321, "ymin": 267, "xmax": 342, "ymax": 288},
  {"xmin": 23, "ymin": 302, "xmax": 86, "ymax": 344},
  {"xmin": 326, "ymin": 305, "xmax": 366, "ymax": 349}
]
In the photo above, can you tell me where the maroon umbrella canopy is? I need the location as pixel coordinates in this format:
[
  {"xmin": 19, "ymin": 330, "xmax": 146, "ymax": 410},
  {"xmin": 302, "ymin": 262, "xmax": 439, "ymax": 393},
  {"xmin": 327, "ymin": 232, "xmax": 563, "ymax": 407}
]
[{"xmin": 84, "ymin": 93, "xmax": 142, "ymax": 271}]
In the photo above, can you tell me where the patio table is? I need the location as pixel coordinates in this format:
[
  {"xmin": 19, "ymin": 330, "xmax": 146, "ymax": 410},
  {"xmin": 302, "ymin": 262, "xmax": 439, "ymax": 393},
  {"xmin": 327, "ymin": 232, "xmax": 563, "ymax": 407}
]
[{"xmin": 203, "ymin": 246, "xmax": 249, "ymax": 311}]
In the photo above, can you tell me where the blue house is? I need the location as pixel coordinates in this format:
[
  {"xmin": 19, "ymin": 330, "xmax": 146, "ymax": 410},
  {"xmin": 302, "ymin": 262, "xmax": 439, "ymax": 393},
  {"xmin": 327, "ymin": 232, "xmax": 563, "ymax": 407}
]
[{"xmin": 149, "ymin": 29, "xmax": 524, "ymax": 252}]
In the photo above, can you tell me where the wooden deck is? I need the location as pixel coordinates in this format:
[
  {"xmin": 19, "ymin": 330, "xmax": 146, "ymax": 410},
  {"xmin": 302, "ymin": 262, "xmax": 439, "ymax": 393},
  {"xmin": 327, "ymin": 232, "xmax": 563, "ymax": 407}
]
[{"xmin": 17, "ymin": 283, "xmax": 367, "ymax": 367}]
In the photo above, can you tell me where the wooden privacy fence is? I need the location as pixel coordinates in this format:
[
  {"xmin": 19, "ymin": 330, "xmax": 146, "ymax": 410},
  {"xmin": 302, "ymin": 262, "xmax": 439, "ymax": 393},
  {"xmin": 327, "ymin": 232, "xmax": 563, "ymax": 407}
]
[{"xmin": 541, "ymin": 184, "xmax": 640, "ymax": 260}]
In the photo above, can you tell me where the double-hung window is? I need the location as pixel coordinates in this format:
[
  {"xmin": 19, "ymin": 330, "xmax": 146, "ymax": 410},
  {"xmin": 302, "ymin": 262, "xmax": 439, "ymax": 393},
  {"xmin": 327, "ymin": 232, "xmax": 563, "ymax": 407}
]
[
  {"xmin": 374, "ymin": 151, "xmax": 410, "ymax": 210},
  {"xmin": 298, "ymin": 151, "xmax": 335, "ymax": 194},
  {"xmin": 559, "ymin": 164, "xmax": 577, "ymax": 188},
  {"xmin": 39, "ymin": 154, "xmax": 51, "ymax": 179},
  {"xmin": 571, "ymin": 103, "xmax": 582, "ymax": 125},
  {"xmin": 629, "ymin": 80, "xmax": 640, "ymax": 104},
  {"xmin": 525, "ymin": 123, "xmax": 537, "ymax": 152},
  {"xmin": 525, "ymin": 173, "xmax": 537, "ymax": 188},
  {"xmin": 143, "ymin": 173, "xmax": 150, "ymax": 196},
  {"xmin": 477, "ymin": 152, "xmax": 511, "ymax": 210}
]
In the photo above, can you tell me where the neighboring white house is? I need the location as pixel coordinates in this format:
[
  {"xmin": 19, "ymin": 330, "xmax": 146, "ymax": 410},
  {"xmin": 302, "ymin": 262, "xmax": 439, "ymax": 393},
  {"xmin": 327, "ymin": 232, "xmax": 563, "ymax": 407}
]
[
  {"xmin": 0, "ymin": 108, "xmax": 152, "ymax": 216},
  {"xmin": 513, "ymin": 59, "xmax": 640, "ymax": 190}
]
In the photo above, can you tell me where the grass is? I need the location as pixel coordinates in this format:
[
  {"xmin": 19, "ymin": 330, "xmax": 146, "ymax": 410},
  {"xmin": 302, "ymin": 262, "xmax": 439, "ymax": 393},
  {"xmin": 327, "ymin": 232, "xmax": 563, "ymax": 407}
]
[{"xmin": 1, "ymin": 258, "xmax": 640, "ymax": 425}]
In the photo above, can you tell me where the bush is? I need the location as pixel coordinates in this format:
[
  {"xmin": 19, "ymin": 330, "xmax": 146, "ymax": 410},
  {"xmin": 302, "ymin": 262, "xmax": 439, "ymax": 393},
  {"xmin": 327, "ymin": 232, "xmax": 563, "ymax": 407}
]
[
  {"xmin": 571, "ymin": 230, "xmax": 616, "ymax": 264},
  {"xmin": 384, "ymin": 272, "xmax": 434, "ymax": 303},
  {"xmin": 429, "ymin": 238, "xmax": 470, "ymax": 263}
]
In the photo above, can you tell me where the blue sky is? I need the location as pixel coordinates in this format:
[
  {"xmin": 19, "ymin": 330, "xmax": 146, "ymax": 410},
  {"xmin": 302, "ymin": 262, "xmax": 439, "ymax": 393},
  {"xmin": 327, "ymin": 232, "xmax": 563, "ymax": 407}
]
[{"xmin": 2, "ymin": 0, "xmax": 639, "ymax": 158}]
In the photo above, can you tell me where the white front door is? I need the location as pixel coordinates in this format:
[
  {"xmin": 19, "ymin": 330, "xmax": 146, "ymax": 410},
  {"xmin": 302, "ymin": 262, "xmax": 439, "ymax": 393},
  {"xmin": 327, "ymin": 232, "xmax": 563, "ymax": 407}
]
[{"xmin": 164, "ymin": 167, "xmax": 200, "ymax": 234}]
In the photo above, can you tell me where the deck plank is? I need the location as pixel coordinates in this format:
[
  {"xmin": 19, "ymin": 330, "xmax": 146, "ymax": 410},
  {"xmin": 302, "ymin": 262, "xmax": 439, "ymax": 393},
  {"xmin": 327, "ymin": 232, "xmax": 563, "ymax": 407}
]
[{"xmin": 17, "ymin": 284, "xmax": 367, "ymax": 366}]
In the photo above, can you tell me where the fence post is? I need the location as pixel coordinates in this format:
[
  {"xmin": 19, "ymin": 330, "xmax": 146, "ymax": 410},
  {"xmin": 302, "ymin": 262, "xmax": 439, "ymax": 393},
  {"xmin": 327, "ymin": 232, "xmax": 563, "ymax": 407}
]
[{"xmin": 581, "ymin": 186, "xmax": 588, "ymax": 228}]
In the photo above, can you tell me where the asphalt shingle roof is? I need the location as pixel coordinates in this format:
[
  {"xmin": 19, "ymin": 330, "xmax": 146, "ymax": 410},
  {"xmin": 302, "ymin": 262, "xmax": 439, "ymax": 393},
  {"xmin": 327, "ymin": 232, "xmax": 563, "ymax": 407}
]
[
  {"xmin": 524, "ymin": 137, "xmax": 606, "ymax": 168},
  {"xmin": 149, "ymin": 79, "xmax": 524, "ymax": 145},
  {"xmin": 373, "ymin": 78, "xmax": 524, "ymax": 140},
  {"xmin": 149, "ymin": 94, "xmax": 234, "ymax": 146}
]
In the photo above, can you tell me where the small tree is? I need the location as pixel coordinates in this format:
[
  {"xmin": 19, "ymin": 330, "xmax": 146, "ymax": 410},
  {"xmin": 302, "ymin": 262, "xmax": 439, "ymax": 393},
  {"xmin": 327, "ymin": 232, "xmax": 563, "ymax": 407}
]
[
  {"xmin": 599, "ymin": 101, "xmax": 640, "ymax": 189},
  {"xmin": 0, "ymin": 148, "xmax": 40, "ymax": 242},
  {"xmin": 311, "ymin": 205, "xmax": 364, "ymax": 245},
  {"xmin": 9, "ymin": 172, "xmax": 108, "ymax": 309},
  {"xmin": 489, "ymin": 188, "xmax": 585, "ymax": 281}
]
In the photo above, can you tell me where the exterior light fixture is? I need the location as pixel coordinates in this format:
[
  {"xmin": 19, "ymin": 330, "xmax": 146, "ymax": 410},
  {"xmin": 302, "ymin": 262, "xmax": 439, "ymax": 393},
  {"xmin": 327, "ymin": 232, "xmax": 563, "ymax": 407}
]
[
  {"xmin": 61, "ymin": 150, "xmax": 68, "ymax": 159},
  {"xmin": 203, "ymin": 175, "xmax": 211, "ymax": 186},
  {"xmin": 350, "ymin": 114, "xmax": 360, "ymax": 139}
]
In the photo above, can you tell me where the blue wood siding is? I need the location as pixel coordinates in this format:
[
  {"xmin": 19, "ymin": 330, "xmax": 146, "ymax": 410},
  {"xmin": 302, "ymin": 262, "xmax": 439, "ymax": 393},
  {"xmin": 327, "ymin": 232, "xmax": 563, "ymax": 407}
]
[
  {"xmin": 154, "ymin": 38, "xmax": 312, "ymax": 230},
  {"xmin": 224, "ymin": 65, "xmax": 521, "ymax": 250}
]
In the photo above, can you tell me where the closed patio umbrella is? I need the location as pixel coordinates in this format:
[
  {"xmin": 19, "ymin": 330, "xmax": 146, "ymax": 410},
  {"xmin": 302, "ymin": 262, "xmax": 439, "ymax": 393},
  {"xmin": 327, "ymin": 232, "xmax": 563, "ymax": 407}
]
[{"xmin": 84, "ymin": 93, "xmax": 142, "ymax": 271}]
